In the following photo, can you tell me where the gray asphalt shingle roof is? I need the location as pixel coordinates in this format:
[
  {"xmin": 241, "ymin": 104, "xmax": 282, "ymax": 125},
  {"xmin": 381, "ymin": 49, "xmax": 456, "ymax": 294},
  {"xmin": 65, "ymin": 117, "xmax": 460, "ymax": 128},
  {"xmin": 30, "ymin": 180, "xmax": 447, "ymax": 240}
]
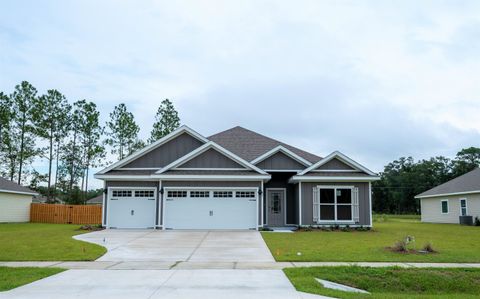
[
  {"xmin": 87, "ymin": 195, "xmax": 103, "ymax": 204},
  {"xmin": 416, "ymin": 168, "xmax": 480, "ymax": 198},
  {"xmin": 208, "ymin": 126, "xmax": 322, "ymax": 164},
  {"xmin": 0, "ymin": 177, "xmax": 37, "ymax": 195}
]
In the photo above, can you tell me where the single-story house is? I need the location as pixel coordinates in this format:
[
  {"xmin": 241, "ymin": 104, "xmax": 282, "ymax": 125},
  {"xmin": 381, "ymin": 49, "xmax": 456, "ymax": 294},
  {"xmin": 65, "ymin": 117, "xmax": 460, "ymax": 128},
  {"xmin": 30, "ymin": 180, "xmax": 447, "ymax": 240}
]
[
  {"xmin": 32, "ymin": 195, "xmax": 64, "ymax": 204},
  {"xmin": 0, "ymin": 177, "xmax": 38, "ymax": 223},
  {"xmin": 94, "ymin": 126, "xmax": 379, "ymax": 229},
  {"xmin": 416, "ymin": 168, "xmax": 480, "ymax": 224},
  {"xmin": 87, "ymin": 194, "xmax": 103, "ymax": 205}
]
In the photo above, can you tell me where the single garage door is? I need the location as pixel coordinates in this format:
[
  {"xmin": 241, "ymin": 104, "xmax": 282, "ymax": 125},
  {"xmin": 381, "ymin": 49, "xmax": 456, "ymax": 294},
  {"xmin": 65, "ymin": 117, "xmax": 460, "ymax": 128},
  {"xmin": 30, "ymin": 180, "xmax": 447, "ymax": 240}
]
[
  {"xmin": 164, "ymin": 189, "xmax": 257, "ymax": 230},
  {"xmin": 108, "ymin": 188, "xmax": 156, "ymax": 228}
]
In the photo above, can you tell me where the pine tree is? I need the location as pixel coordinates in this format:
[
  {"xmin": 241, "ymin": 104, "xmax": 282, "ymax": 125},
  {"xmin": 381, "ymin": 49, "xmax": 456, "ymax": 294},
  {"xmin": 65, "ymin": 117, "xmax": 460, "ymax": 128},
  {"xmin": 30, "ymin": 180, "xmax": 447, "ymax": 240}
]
[
  {"xmin": 148, "ymin": 99, "xmax": 180, "ymax": 143},
  {"xmin": 10, "ymin": 81, "xmax": 39, "ymax": 184},
  {"xmin": 32, "ymin": 89, "xmax": 71, "ymax": 200},
  {"xmin": 105, "ymin": 103, "xmax": 140, "ymax": 160}
]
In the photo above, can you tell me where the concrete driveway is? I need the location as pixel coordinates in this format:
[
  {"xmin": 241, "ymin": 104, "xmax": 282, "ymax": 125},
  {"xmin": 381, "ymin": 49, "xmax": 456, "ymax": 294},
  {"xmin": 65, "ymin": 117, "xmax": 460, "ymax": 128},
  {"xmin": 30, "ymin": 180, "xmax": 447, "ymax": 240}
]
[
  {"xmin": 74, "ymin": 229, "xmax": 275, "ymax": 262},
  {"xmin": 0, "ymin": 269, "xmax": 330, "ymax": 299}
]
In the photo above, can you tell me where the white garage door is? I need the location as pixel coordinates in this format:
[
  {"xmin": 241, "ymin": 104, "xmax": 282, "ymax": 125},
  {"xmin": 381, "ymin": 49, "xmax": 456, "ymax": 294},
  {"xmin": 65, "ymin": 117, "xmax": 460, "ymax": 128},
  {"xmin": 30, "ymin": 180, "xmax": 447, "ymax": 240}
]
[
  {"xmin": 164, "ymin": 189, "xmax": 257, "ymax": 230},
  {"xmin": 108, "ymin": 188, "xmax": 156, "ymax": 228}
]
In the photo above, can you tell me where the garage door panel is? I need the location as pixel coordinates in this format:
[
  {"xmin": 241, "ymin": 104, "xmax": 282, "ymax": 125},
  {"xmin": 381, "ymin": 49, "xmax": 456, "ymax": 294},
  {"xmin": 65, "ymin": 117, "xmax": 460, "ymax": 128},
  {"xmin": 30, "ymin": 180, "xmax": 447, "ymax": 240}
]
[
  {"xmin": 164, "ymin": 190, "xmax": 257, "ymax": 230},
  {"xmin": 108, "ymin": 189, "xmax": 156, "ymax": 229}
]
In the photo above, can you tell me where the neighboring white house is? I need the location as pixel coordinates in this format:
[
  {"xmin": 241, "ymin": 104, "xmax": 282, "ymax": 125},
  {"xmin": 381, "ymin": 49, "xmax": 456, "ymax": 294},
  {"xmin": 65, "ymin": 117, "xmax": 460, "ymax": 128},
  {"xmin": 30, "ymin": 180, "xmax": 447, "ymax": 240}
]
[
  {"xmin": 0, "ymin": 177, "xmax": 38, "ymax": 223},
  {"xmin": 416, "ymin": 168, "xmax": 480, "ymax": 224}
]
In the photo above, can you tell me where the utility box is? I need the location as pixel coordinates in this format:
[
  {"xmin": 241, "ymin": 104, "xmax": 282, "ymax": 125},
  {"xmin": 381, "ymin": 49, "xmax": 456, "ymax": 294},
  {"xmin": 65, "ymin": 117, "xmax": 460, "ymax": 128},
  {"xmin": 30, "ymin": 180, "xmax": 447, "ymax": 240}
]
[{"xmin": 459, "ymin": 215, "xmax": 473, "ymax": 226}]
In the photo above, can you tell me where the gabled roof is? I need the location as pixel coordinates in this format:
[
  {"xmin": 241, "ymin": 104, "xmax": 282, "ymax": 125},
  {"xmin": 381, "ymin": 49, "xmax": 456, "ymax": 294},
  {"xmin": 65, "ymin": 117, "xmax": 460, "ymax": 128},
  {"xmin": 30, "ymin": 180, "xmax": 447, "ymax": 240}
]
[
  {"xmin": 416, "ymin": 168, "xmax": 480, "ymax": 198},
  {"xmin": 250, "ymin": 145, "xmax": 312, "ymax": 167},
  {"xmin": 156, "ymin": 141, "xmax": 269, "ymax": 175},
  {"xmin": 0, "ymin": 177, "xmax": 37, "ymax": 196},
  {"xmin": 208, "ymin": 126, "xmax": 321, "ymax": 164},
  {"xmin": 96, "ymin": 125, "xmax": 208, "ymax": 174},
  {"xmin": 298, "ymin": 151, "xmax": 377, "ymax": 176}
]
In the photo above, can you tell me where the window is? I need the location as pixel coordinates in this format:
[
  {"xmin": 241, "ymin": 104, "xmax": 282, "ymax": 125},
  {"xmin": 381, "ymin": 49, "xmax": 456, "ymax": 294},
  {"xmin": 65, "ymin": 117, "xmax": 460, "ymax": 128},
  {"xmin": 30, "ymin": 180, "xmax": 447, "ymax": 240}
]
[
  {"xmin": 112, "ymin": 190, "xmax": 132, "ymax": 197},
  {"xmin": 213, "ymin": 191, "xmax": 233, "ymax": 198},
  {"xmin": 167, "ymin": 190, "xmax": 187, "ymax": 198},
  {"xmin": 190, "ymin": 191, "xmax": 210, "ymax": 197},
  {"xmin": 235, "ymin": 191, "xmax": 255, "ymax": 198},
  {"xmin": 460, "ymin": 199, "xmax": 467, "ymax": 216},
  {"xmin": 134, "ymin": 190, "xmax": 155, "ymax": 197},
  {"xmin": 313, "ymin": 186, "xmax": 356, "ymax": 222},
  {"xmin": 270, "ymin": 193, "xmax": 281, "ymax": 214},
  {"xmin": 441, "ymin": 200, "xmax": 449, "ymax": 214}
]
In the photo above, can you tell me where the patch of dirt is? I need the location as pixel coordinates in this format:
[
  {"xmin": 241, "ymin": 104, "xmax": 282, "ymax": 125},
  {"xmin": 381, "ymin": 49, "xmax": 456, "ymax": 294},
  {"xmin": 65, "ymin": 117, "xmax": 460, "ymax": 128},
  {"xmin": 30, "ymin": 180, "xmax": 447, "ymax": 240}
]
[{"xmin": 78, "ymin": 225, "xmax": 104, "ymax": 231}]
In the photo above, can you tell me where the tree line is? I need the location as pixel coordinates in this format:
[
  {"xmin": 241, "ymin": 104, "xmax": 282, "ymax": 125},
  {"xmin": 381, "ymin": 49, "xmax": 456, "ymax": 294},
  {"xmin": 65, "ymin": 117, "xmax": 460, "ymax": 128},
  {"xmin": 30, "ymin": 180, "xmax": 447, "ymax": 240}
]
[
  {"xmin": 0, "ymin": 81, "xmax": 180, "ymax": 204},
  {"xmin": 372, "ymin": 147, "xmax": 480, "ymax": 214}
]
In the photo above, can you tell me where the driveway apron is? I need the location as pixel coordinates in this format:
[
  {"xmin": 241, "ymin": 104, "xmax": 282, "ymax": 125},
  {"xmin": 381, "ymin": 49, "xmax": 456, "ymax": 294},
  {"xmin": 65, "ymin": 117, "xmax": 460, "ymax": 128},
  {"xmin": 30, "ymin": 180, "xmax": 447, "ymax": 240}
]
[{"xmin": 74, "ymin": 229, "xmax": 275, "ymax": 262}]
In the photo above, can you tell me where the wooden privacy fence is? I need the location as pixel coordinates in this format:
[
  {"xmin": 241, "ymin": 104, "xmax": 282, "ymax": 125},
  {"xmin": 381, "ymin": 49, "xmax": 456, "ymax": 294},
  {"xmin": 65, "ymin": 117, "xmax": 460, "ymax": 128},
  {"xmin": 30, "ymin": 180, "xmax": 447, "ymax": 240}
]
[{"xmin": 30, "ymin": 203, "xmax": 102, "ymax": 225}]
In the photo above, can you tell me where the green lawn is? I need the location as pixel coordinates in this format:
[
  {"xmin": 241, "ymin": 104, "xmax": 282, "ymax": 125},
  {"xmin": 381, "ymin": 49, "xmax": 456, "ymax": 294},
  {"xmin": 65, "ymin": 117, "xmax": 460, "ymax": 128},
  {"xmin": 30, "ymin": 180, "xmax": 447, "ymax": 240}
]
[
  {"xmin": 0, "ymin": 266, "xmax": 65, "ymax": 291},
  {"xmin": 0, "ymin": 223, "xmax": 106, "ymax": 261},
  {"xmin": 262, "ymin": 216, "xmax": 480, "ymax": 262},
  {"xmin": 285, "ymin": 266, "xmax": 480, "ymax": 299}
]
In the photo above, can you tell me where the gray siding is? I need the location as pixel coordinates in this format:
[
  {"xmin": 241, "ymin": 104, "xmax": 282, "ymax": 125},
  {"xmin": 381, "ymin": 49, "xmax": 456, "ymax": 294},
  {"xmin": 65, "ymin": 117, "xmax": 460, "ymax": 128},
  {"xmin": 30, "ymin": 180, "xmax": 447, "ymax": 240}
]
[
  {"xmin": 179, "ymin": 148, "xmax": 244, "ymax": 169},
  {"xmin": 256, "ymin": 152, "xmax": 306, "ymax": 170},
  {"xmin": 301, "ymin": 182, "xmax": 371, "ymax": 226},
  {"xmin": 123, "ymin": 133, "xmax": 204, "ymax": 168},
  {"xmin": 162, "ymin": 181, "xmax": 262, "ymax": 226},
  {"xmin": 316, "ymin": 158, "xmax": 354, "ymax": 170}
]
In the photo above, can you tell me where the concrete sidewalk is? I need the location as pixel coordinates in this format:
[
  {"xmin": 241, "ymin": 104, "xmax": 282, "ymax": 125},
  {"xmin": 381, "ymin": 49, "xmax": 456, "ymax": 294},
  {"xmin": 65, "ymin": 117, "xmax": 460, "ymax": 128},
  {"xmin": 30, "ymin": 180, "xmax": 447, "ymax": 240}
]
[
  {"xmin": 2, "ymin": 261, "xmax": 480, "ymax": 270},
  {"xmin": 0, "ymin": 269, "xmax": 331, "ymax": 299}
]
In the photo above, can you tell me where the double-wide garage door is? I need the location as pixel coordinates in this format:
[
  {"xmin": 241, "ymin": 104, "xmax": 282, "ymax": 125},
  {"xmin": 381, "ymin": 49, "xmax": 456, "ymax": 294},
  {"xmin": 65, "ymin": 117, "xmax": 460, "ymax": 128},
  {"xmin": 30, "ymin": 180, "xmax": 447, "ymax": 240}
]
[
  {"xmin": 164, "ymin": 189, "xmax": 257, "ymax": 230},
  {"xmin": 108, "ymin": 188, "xmax": 258, "ymax": 230}
]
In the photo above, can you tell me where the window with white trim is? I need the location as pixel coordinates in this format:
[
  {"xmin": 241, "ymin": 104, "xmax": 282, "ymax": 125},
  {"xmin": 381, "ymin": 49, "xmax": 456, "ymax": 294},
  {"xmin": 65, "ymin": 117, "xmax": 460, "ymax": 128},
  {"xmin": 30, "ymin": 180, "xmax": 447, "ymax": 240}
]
[
  {"xmin": 312, "ymin": 186, "xmax": 358, "ymax": 222},
  {"xmin": 134, "ymin": 190, "xmax": 155, "ymax": 197},
  {"xmin": 235, "ymin": 191, "xmax": 255, "ymax": 198},
  {"xmin": 112, "ymin": 190, "xmax": 132, "ymax": 197},
  {"xmin": 213, "ymin": 191, "xmax": 233, "ymax": 198},
  {"xmin": 167, "ymin": 190, "xmax": 187, "ymax": 198},
  {"xmin": 460, "ymin": 199, "xmax": 467, "ymax": 216},
  {"xmin": 190, "ymin": 191, "xmax": 210, "ymax": 197},
  {"xmin": 441, "ymin": 200, "xmax": 449, "ymax": 214}
]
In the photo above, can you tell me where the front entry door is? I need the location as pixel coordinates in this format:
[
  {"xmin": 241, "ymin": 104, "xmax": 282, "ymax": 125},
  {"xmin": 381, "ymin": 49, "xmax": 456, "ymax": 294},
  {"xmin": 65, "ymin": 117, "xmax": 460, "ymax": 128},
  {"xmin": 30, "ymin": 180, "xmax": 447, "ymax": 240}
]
[{"xmin": 267, "ymin": 189, "xmax": 285, "ymax": 227}]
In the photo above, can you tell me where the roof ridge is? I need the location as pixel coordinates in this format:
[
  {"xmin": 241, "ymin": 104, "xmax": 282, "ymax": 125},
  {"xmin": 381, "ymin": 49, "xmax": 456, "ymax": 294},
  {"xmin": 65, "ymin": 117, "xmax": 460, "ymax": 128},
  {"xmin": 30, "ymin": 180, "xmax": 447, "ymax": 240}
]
[{"xmin": 208, "ymin": 126, "xmax": 322, "ymax": 162}]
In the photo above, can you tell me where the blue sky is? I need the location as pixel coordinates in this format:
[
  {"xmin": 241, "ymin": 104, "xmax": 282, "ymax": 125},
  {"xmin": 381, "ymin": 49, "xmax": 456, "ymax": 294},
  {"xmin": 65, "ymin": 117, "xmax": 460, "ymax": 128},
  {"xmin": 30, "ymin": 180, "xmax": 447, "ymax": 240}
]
[{"xmin": 1, "ymin": 1, "xmax": 480, "ymax": 189}]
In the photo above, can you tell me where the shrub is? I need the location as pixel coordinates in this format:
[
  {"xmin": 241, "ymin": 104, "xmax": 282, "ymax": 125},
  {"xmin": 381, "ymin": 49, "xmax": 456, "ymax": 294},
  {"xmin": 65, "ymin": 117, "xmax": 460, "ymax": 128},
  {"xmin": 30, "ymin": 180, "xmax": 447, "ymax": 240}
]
[
  {"xmin": 390, "ymin": 235, "xmax": 415, "ymax": 253},
  {"xmin": 391, "ymin": 239, "xmax": 408, "ymax": 252},
  {"xmin": 475, "ymin": 217, "xmax": 480, "ymax": 226}
]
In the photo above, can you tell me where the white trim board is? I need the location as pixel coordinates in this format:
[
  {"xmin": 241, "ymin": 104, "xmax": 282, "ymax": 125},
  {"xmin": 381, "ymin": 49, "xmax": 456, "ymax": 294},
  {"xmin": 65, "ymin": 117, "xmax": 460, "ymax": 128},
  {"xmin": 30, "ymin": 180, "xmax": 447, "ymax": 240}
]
[
  {"xmin": 0, "ymin": 189, "xmax": 38, "ymax": 196},
  {"xmin": 251, "ymin": 145, "xmax": 312, "ymax": 167},
  {"xmin": 155, "ymin": 175, "xmax": 271, "ymax": 181},
  {"xmin": 415, "ymin": 190, "xmax": 480, "ymax": 199},
  {"xmin": 94, "ymin": 174, "xmax": 271, "ymax": 181},
  {"xmin": 298, "ymin": 151, "xmax": 377, "ymax": 176},
  {"xmin": 156, "ymin": 141, "xmax": 268, "ymax": 175},
  {"xmin": 96, "ymin": 125, "xmax": 209, "ymax": 174},
  {"xmin": 290, "ymin": 176, "xmax": 380, "ymax": 182}
]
